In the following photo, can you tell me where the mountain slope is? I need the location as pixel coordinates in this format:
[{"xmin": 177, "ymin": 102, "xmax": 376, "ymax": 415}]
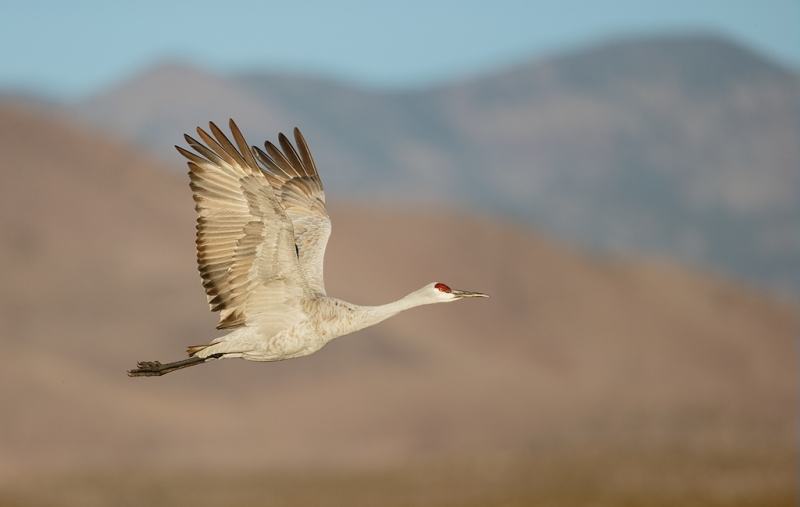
[
  {"xmin": 427, "ymin": 35, "xmax": 798, "ymax": 289},
  {"xmin": 0, "ymin": 101, "xmax": 794, "ymax": 492},
  {"xmin": 74, "ymin": 35, "xmax": 799, "ymax": 293}
]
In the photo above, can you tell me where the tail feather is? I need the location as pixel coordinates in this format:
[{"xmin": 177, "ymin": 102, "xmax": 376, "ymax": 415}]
[{"xmin": 187, "ymin": 344, "xmax": 210, "ymax": 357}]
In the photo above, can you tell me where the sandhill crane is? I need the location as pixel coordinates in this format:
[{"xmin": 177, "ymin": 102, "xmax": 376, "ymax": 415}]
[{"xmin": 128, "ymin": 120, "xmax": 487, "ymax": 377}]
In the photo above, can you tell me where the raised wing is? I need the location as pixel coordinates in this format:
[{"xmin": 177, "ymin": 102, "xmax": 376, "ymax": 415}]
[
  {"xmin": 176, "ymin": 120, "xmax": 311, "ymax": 331},
  {"xmin": 253, "ymin": 128, "xmax": 331, "ymax": 295}
]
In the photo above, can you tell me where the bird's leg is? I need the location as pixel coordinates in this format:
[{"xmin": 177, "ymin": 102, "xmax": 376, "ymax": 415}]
[{"xmin": 127, "ymin": 355, "xmax": 220, "ymax": 377}]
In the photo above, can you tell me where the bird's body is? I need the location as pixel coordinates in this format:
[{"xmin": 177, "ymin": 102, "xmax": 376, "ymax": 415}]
[{"xmin": 129, "ymin": 120, "xmax": 486, "ymax": 377}]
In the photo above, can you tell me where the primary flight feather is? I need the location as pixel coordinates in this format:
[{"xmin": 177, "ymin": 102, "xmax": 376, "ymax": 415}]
[{"xmin": 128, "ymin": 120, "xmax": 487, "ymax": 377}]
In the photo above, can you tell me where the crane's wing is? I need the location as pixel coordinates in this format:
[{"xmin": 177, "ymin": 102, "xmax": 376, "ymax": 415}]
[
  {"xmin": 176, "ymin": 120, "xmax": 311, "ymax": 331},
  {"xmin": 252, "ymin": 128, "xmax": 331, "ymax": 296}
]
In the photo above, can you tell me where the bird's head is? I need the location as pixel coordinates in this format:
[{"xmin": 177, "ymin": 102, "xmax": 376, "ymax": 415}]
[{"xmin": 422, "ymin": 282, "xmax": 489, "ymax": 303}]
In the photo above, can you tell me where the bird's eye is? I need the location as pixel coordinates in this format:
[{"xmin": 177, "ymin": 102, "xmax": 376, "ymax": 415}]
[{"xmin": 435, "ymin": 283, "xmax": 451, "ymax": 293}]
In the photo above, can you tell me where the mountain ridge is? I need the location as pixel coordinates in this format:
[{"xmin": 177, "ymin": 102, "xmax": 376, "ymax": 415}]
[
  {"xmin": 0, "ymin": 99, "xmax": 794, "ymax": 479},
  {"xmin": 72, "ymin": 34, "xmax": 798, "ymax": 293}
]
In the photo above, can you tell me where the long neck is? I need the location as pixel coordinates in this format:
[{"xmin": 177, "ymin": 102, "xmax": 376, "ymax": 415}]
[
  {"xmin": 362, "ymin": 292, "xmax": 428, "ymax": 327},
  {"xmin": 327, "ymin": 289, "xmax": 433, "ymax": 340}
]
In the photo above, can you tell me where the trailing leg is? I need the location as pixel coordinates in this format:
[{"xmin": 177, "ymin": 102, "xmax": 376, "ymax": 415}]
[{"xmin": 127, "ymin": 354, "xmax": 221, "ymax": 377}]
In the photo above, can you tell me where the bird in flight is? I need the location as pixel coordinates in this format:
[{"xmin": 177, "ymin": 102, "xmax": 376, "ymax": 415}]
[{"xmin": 128, "ymin": 120, "xmax": 487, "ymax": 377}]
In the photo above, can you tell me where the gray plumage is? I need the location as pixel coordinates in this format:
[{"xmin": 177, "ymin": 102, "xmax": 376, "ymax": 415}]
[{"xmin": 128, "ymin": 120, "xmax": 486, "ymax": 377}]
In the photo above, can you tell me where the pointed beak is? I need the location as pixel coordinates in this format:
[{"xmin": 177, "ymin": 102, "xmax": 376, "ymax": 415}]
[{"xmin": 451, "ymin": 289, "xmax": 489, "ymax": 299}]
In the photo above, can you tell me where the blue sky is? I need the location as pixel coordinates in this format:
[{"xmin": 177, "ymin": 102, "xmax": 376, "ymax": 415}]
[{"xmin": 1, "ymin": 0, "xmax": 797, "ymax": 100}]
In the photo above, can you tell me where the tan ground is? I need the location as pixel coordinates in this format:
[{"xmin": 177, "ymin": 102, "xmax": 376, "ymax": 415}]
[{"xmin": 0, "ymin": 102, "xmax": 795, "ymax": 506}]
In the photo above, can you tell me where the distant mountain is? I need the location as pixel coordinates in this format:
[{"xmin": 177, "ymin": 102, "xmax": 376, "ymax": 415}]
[
  {"xmin": 73, "ymin": 35, "xmax": 799, "ymax": 292},
  {"xmin": 0, "ymin": 101, "xmax": 794, "ymax": 482}
]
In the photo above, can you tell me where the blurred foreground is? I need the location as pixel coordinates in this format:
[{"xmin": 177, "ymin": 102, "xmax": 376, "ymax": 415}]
[
  {"xmin": 0, "ymin": 102, "xmax": 795, "ymax": 505},
  {"xmin": 1, "ymin": 448, "xmax": 792, "ymax": 507}
]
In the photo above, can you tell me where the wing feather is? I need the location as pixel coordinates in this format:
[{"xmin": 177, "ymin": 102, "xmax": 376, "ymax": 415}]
[
  {"xmin": 263, "ymin": 141, "xmax": 298, "ymax": 178},
  {"xmin": 293, "ymin": 128, "xmax": 317, "ymax": 176},
  {"xmin": 278, "ymin": 133, "xmax": 306, "ymax": 176},
  {"xmin": 177, "ymin": 119, "xmax": 311, "ymax": 330},
  {"xmin": 251, "ymin": 128, "xmax": 331, "ymax": 295},
  {"xmin": 183, "ymin": 134, "xmax": 227, "ymax": 166}
]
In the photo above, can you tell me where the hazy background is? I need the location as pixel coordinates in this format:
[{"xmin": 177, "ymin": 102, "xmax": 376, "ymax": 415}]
[
  {"xmin": 2, "ymin": 0, "xmax": 799, "ymax": 99},
  {"xmin": 0, "ymin": 1, "xmax": 796, "ymax": 506}
]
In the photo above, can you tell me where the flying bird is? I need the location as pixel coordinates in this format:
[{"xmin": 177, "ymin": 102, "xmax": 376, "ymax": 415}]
[{"xmin": 128, "ymin": 120, "xmax": 487, "ymax": 377}]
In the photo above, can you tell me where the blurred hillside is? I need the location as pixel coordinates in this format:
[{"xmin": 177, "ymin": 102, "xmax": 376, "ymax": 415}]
[
  {"xmin": 73, "ymin": 34, "xmax": 799, "ymax": 294},
  {"xmin": 0, "ymin": 91, "xmax": 795, "ymax": 505}
]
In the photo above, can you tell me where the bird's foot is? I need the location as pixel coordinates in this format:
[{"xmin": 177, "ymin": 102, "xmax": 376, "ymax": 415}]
[
  {"xmin": 128, "ymin": 361, "xmax": 167, "ymax": 377},
  {"xmin": 127, "ymin": 356, "xmax": 206, "ymax": 377}
]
